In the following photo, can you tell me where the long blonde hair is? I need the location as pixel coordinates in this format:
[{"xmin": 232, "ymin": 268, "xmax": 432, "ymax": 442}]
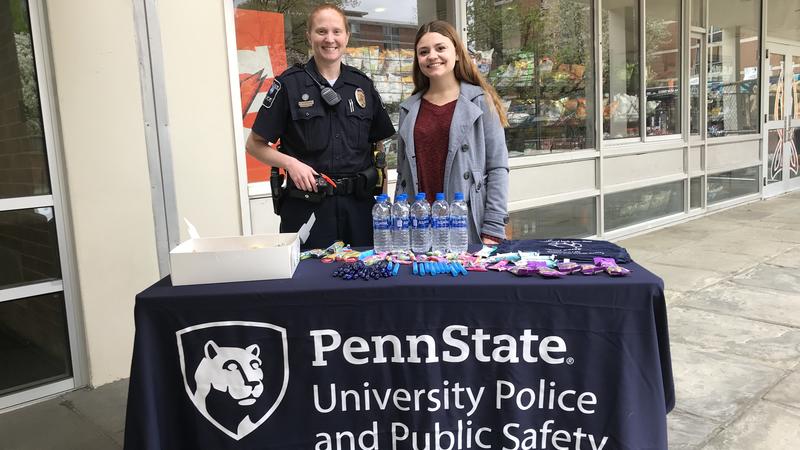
[{"xmin": 412, "ymin": 20, "xmax": 508, "ymax": 127}]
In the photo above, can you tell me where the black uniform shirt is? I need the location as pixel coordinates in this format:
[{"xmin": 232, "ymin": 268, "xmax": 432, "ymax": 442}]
[{"xmin": 252, "ymin": 58, "xmax": 395, "ymax": 176}]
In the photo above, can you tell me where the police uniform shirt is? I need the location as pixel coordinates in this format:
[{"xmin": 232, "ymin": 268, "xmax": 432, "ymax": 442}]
[{"xmin": 252, "ymin": 58, "xmax": 395, "ymax": 176}]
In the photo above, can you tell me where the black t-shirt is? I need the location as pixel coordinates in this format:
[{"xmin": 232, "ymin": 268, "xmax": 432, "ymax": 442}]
[
  {"xmin": 251, "ymin": 58, "xmax": 396, "ymax": 176},
  {"xmin": 496, "ymin": 239, "xmax": 633, "ymax": 263}
]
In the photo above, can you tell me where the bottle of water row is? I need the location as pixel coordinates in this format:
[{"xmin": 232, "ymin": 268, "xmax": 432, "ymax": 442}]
[
  {"xmin": 410, "ymin": 193, "xmax": 431, "ymax": 253},
  {"xmin": 449, "ymin": 192, "xmax": 469, "ymax": 254},
  {"xmin": 431, "ymin": 192, "xmax": 449, "ymax": 254},
  {"xmin": 391, "ymin": 193, "xmax": 410, "ymax": 253},
  {"xmin": 372, "ymin": 194, "xmax": 392, "ymax": 253}
]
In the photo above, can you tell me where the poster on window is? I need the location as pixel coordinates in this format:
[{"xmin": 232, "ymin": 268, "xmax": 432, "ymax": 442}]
[{"xmin": 235, "ymin": 9, "xmax": 287, "ymax": 184}]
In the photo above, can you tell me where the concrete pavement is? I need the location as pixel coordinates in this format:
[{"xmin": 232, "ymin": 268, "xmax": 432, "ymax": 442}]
[{"xmin": 0, "ymin": 191, "xmax": 798, "ymax": 449}]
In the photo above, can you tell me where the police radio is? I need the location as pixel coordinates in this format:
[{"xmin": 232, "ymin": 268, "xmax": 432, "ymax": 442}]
[{"xmin": 303, "ymin": 66, "xmax": 341, "ymax": 106}]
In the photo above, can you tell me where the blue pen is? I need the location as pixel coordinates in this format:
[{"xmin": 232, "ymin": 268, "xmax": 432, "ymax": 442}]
[
  {"xmin": 387, "ymin": 261, "xmax": 393, "ymax": 272},
  {"xmin": 392, "ymin": 262, "xmax": 401, "ymax": 276},
  {"xmin": 412, "ymin": 262, "xmax": 418, "ymax": 275},
  {"xmin": 449, "ymin": 262, "xmax": 459, "ymax": 277},
  {"xmin": 457, "ymin": 262, "xmax": 468, "ymax": 276},
  {"xmin": 419, "ymin": 262, "xmax": 426, "ymax": 276}
]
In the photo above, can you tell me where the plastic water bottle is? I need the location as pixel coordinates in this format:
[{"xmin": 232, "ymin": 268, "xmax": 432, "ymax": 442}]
[
  {"xmin": 372, "ymin": 194, "xmax": 392, "ymax": 253},
  {"xmin": 431, "ymin": 193, "xmax": 449, "ymax": 254},
  {"xmin": 391, "ymin": 193, "xmax": 410, "ymax": 253},
  {"xmin": 410, "ymin": 193, "xmax": 431, "ymax": 254},
  {"xmin": 448, "ymin": 192, "xmax": 469, "ymax": 254}
]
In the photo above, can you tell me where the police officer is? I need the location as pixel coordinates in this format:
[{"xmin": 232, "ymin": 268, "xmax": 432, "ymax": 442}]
[{"xmin": 246, "ymin": 3, "xmax": 395, "ymax": 249}]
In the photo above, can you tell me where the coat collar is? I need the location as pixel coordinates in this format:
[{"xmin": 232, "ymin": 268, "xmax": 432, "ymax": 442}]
[
  {"xmin": 399, "ymin": 81, "xmax": 483, "ymax": 112},
  {"xmin": 398, "ymin": 81, "xmax": 483, "ymax": 146},
  {"xmin": 397, "ymin": 81, "xmax": 485, "ymax": 195}
]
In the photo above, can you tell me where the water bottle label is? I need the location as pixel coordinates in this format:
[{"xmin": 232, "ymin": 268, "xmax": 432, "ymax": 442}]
[
  {"xmin": 411, "ymin": 217, "xmax": 430, "ymax": 229},
  {"xmin": 450, "ymin": 216, "xmax": 467, "ymax": 228},
  {"xmin": 432, "ymin": 217, "xmax": 448, "ymax": 229},
  {"xmin": 394, "ymin": 218, "xmax": 410, "ymax": 230},
  {"xmin": 373, "ymin": 218, "xmax": 391, "ymax": 230}
]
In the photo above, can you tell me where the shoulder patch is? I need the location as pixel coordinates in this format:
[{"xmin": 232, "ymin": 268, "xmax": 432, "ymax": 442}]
[{"xmin": 263, "ymin": 80, "xmax": 281, "ymax": 109}]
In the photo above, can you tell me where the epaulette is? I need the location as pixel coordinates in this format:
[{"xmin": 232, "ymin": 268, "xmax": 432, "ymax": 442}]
[
  {"xmin": 345, "ymin": 65, "xmax": 371, "ymax": 81},
  {"xmin": 277, "ymin": 64, "xmax": 304, "ymax": 79}
]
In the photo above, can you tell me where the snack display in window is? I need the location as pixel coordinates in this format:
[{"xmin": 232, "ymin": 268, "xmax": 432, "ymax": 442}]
[{"xmin": 484, "ymin": 50, "xmax": 591, "ymax": 155}]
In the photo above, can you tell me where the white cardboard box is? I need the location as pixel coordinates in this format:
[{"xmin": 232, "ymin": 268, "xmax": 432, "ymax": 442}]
[
  {"xmin": 169, "ymin": 233, "xmax": 299, "ymax": 286},
  {"xmin": 169, "ymin": 216, "xmax": 313, "ymax": 286}
]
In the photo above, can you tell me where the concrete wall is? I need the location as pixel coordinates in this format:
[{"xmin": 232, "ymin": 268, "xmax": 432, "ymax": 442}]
[
  {"xmin": 45, "ymin": 0, "xmax": 159, "ymax": 385},
  {"xmin": 156, "ymin": 1, "xmax": 241, "ymax": 240},
  {"xmin": 45, "ymin": 0, "xmax": 241, "ymax": 386}
]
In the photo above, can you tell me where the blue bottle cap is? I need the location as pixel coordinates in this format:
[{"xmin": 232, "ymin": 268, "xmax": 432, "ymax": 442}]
[
  {"xmin": 454, "ymin": 192, "xmax": 464, "ymax": 201},
  {"xmin": 415, "ymin": 192, "xmax": 426, "ymax": 201},
  {"xmin": 396, "ymin": 193, "xmax": 407, "ymax": 202},
  {"xmin": 377, "ymin": 194, "xmax": 387, "ymax": 201},
  {"xmin": 435, "ymin": 192, "xmax": 445, "ymax": 200}
]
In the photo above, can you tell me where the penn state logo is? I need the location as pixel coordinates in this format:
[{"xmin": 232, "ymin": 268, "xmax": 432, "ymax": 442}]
[
  {"xmin": 544, "ymin": 239, "xmax": 583, "ymax": 251},
  {"xmin": 176, "ymin": 321, "xmax": 289, "ymax": 440}
]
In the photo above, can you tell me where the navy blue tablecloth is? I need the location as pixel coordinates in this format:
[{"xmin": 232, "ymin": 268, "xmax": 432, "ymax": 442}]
[{"xmin": 125, "ymin": 259, "xmax": 673, "ymax": 450}]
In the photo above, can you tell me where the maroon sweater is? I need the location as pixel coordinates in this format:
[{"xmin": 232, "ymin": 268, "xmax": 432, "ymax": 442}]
[{"xmin": 413, "ymin": 98, "xmax": 457, "ymax": 203}]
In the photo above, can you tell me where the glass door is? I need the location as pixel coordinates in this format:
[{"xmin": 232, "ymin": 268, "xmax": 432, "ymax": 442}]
[
  {"xmin": 764, "ymin": 43, "xmax": 800, "ymax": 197},
  {"xmin": 689, "ymin": 33, "xmax": 706, "ymax": 209},
  {"xmin": 0, "ymin": 0, "xmax": 79, "ymax": 408}
]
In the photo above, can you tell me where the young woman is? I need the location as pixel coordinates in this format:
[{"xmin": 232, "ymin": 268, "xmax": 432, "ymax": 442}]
[
  {"xmin": 396, "ymin": 20, "xmax": 509, "ymax": 245},
  {"xmin": 246, "ymin": 4, "xmax": 395, "ymax": 249}
]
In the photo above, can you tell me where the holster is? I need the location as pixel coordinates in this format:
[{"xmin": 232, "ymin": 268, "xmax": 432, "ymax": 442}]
[
  {"xmin": 355, "ymin": 166, "xmax": 379, "ymax": 200},
  {"xmin": 270, "ymin": 166, "xmax": 286, "ymax": 215}
]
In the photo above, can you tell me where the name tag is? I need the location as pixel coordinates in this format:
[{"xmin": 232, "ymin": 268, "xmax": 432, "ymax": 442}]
[{"xmin": 298, "ymin": 100, "xmax": 315, "ymax": 108}]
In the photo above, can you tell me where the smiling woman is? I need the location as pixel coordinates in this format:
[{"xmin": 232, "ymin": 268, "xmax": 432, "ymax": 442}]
[{"xmin": 234, "ymin": 1, "xmax": 451, "ymax": 194}]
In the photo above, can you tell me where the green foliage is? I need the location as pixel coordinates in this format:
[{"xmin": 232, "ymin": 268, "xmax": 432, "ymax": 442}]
[
  {"xmin": 10, "ymin": 0, "xmax": 30, "ymax": 33},
  {"xmin": 15, "ymin": 32, "xmax": 42, "ymax": 136}
]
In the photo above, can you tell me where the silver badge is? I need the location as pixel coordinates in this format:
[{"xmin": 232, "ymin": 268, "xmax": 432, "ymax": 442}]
[{"xmin": 301, "ymin": 93, "xmax": 309, "ymax": 101}]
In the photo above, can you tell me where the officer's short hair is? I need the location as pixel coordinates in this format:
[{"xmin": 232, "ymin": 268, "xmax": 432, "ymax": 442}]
[{"xmin": 307, "ymin": 3, "xmax": 350, "ymax": 34}]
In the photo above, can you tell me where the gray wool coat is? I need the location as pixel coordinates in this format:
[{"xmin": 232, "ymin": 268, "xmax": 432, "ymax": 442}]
[{"xmin": 395, "ymin": 82, "xmax": 510, "ymax": 243}]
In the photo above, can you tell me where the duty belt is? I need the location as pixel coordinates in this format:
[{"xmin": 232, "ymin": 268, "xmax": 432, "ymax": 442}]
[
  {"xmin": 327, "ymin": 175, "xmax": 357, "ymax": 196},
  {"xmin": 287, "ymin": 174, "xmax": 358, "ymax": 197}
]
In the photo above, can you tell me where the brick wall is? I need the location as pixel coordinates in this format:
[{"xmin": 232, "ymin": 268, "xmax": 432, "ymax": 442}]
[{"xmin": 0, "ymin": 0, "xmax": 50, "ymax": 200}]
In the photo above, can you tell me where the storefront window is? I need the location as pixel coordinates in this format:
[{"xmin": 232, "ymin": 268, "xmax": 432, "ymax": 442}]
[
  {"xmin": 706, "ymin": 0, "xmax": 760, "ymax": 137},
  {"xmin": 768, "ymin": 0, "xmax": 800, "ymax": 42},
  {"xmin": 691, "ymin": 0, "xmax": 702, "ymax": 28},
  {"xmin": 234, "ymin": 1, "xmax": 443, "ymax": 181},
  {"xmin": 604, "ymin": 181, "xmax": 684, "ymax": 231},
  {"xmin": 690, "ymin": 176, "xmax": 702, "ymax": 209},
  {"xmin": 707, "ymin": 166, "xmax": 759, "ymax": 203},
  {"xmin": 509, "ymin": 197, "xmax": 597, "ymax": 239},
  {"xmin": 689, "ymin": 36, "xmax": 702, "ymax": 135},
  {"xmin": 602, "ymin": 0, "xmax": 639, "ymax": 140},
  {"xmin": 467, "ymin": 0, "xmax": 595, "ymax": 155},
  {"xmin": 645, "ymin": 0, "xmax": 680, "ymax": 137}
]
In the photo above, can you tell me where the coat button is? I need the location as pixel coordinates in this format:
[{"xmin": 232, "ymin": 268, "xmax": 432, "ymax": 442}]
[
  {"xmin": 463, "ymin": 171, "xmax": 470, "ymax": 180},
  {"xmin": 305, "ymin": 112, "xmax": 310, "ymax": 117},
  {"xmin": 461, "ymin": 144, "xmax": 469, "ymax": 152}
]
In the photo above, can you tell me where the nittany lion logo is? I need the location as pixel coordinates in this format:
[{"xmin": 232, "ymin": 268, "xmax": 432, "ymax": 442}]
[
  {"xmin": 177, "ymin": 321, "xmax": 288, "ymax": 440},
  {"xmin": 544, "ymin": 239, "xmax": 583, "ymax": 251}
]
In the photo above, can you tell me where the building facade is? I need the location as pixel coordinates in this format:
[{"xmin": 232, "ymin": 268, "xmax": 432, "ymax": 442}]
[{"xmin": 0, "ymin": 0, "xmax": 798, "ymax": 409}]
